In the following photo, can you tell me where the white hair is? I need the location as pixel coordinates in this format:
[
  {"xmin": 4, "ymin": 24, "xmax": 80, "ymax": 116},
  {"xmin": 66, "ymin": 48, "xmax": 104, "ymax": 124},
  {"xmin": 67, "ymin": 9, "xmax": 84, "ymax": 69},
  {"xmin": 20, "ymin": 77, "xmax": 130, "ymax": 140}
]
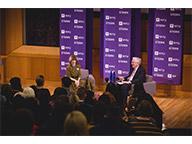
[
  {"xmin": 132, "ymin": 57, "xmax": 142, "ymax": 65},
  {"xmin": 21, "ymin": 87, "xmax": 35, "ymax": 98}
]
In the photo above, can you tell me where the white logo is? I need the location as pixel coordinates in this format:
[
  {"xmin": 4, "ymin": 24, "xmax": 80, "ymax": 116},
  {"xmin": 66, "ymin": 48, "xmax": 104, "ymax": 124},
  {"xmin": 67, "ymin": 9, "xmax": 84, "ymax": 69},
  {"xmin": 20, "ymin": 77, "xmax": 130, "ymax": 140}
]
[
  {"xmin": 119, "ymin": 21, "xmax": 123, "ymax": 26},
  {"xmin": 118, "ymin": 70, "xmax": 122, "ymax": 74},
  {"xmin": 74, "ymin": 19, "xmax": 78, "ymax": 24},
  {"xmin": 155, "ymin": 34, "xmax": 159, "ymax": 39},
  {"xmin": 168, "ymin": 57, "xmax": 173, "ymax": 62},
  {"xmin": 105, "ymin": 32, "xmax": 109, "ymax": 36},
  {"xmin": 105, "ymin": 48, "xmax": 109, "ymax": 53},
  {"xmin": 118, "ymin": 38, "xmax": 123, "ymax": 42},
  {"xmin": 74, "ymin": 35, "xmax": 78, "ymax": 40},
  {"xmin": 169, "ymin": 41, "xmax": 173, "ymax": 45},
  {"xmin": 74, "ymin": 51, "xmax": 78, "ymax": 56},
  {"xmin": 61, "ymin": 14, "xmax": 65, "ymax": 18},
  {"xmin": 154, "ymin": 51, "xmax": 159, "ymax": 56},
  {"xmin": 154, "ymin": 67, "xmax": 158, "ymax": 72},
  {"xmin": 156, "ymin": 18, "xmax": 160, "ymax": 22},
  {"xmin": 170, "ymin": 24, "xmax": 174, "ymax": 28},
  {"xmin": 61, "ymin": 46, "xmax": 65, "ymax": 50},
  {"xmin": 61, "ymin": 30, "xmax": 65, "ymax": 34},
  {"xmin": 105, "ymin": 64, "xmax": 109, "ymax": 69},
  {"xmin": 167, "ymin": 74, "xmax": 172, "ymax": 78},
  {"xmin": 106, "ymin": 15, "xmax": 109, "ymax": 20},
  {"xmin": 118, "ymin": 54, "xmax": 122, "ymax": 59},
  {"xmin": 61, "ymin": 61, "xmax": 65, "ymax": 66}
]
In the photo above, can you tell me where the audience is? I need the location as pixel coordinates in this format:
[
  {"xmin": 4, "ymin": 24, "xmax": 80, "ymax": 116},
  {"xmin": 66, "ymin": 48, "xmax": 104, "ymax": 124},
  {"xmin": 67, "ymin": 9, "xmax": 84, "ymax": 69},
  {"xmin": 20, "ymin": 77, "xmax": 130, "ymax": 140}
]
[{"xmin": 0, "ymin": 75, "xmax": 164, "ymax": 136}]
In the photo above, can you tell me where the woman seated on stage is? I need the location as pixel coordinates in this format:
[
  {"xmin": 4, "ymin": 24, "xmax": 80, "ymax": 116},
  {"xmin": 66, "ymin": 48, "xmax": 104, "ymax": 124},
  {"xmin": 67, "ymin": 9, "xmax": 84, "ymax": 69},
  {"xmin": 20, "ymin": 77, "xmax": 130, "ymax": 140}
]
[{"xmin": 66, "ymin": 55, "xmax": 81, "ymax": 91}]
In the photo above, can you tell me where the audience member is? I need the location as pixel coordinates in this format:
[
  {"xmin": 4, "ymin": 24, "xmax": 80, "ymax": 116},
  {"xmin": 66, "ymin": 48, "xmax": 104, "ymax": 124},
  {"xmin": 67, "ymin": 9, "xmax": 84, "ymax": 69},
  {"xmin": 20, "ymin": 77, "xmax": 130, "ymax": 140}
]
[
  {"xmin": 64, "ymin": 111, "xmax": 89, "ymax": 136},
  {"xmin": 7, "ymin": 108, "xmax": 34, "ymax": 136},
  {"xmin": 128, "ymin": 100, "xmax": 163, "ymax": 136},
  {"xmin": 21, "ymin": 87, "xmax": 36, "ymax": 98}
]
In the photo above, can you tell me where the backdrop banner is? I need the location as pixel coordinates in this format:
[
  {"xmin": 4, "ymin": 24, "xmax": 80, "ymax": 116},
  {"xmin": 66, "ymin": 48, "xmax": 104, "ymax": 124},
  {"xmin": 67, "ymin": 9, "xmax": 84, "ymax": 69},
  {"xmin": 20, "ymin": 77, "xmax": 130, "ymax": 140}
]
[
  {"xmin": 100, "ymin": 9, "xmax": 132, "ymax": 79},
  {"xmin": 60, "ymin": 8, "xmax": 93, "ymax": 77},
  {"xmin": 148, "ymin": 8, "xmax": 184, "ymax": 84}
]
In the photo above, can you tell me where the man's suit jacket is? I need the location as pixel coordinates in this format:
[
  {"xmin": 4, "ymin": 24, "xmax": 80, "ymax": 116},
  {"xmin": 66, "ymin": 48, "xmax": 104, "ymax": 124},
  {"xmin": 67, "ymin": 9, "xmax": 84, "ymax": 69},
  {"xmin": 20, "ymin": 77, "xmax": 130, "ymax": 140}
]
[{"xmin": 125, "ymin": 65, "xmax": 146, "ymax": 85}]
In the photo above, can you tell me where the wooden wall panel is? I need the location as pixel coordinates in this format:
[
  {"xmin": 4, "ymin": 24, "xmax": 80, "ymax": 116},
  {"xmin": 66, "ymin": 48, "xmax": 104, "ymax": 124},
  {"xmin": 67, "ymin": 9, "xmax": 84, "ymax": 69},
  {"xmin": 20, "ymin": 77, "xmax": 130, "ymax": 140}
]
[
  {"xmin": 31, "ymin": 57, "xmax": 45, "ymax": 80},
  {"xmin": 45, "ymin": 58, "xmax": 60, "ymax": 81},
  {"xmin": 5, "ymin": 46, "xmax": 60, "ymax": 82},
  {"xmin": 5, "ymin": 56, "xmax": 31, "ymax": 80},
  {"xmin": 0, "ymin": 65, "xmax": 4, "ymax": 83},
  {"xmin": 5, "ymin": 9, "xmax": 23, "ymax": 54},
  {"xmin": 0, "ymin": 9, "xmax": 5, "ymax": 55}
]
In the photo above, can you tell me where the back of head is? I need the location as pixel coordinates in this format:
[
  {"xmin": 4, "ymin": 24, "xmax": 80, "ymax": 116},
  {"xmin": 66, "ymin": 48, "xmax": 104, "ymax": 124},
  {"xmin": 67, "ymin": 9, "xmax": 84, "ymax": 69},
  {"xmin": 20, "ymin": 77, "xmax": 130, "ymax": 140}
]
[
  {"xmin": 1, "ymin": 84, "xmax": 13, "ymax": 101},
  {"xmin": 9, "ymin": 77, "xmax": 23, "ymax": 92},
  {"xmin": 61, "ymin": 76, "xmax": 72, "ymax": 88},
  {"xmin": 77, "ymin": 87, "xmax": 87, "ymax": 101},
  {"xmin": 53, "ymin": 87, "xmax": 68, "ymax": 97},
  {"xmin": 22, "ymin": 87, "xmax": 35, "ymax": 98},
  {"xmin": 99, "ymin": 92, "xmax": 117, "ymax": 105},
  {"xmin": 35, "ymin": 75, "xmax": 45, "ymax": 87},
  {"xmin": 64, "ymin": 111, "xmax": 88, "ymax": 136},
  {"xmin": 136, "ymin": 100, "xmax": 153, "ymax": 117}
]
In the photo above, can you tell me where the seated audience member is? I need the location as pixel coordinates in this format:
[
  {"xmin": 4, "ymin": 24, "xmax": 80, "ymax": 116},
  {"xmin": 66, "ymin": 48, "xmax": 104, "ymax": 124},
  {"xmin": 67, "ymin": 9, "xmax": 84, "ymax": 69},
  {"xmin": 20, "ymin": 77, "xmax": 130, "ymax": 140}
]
[
  {"xmin": 50, "ymin": 87, "xmax": 68, "ymax": 102},
  {"xmin": 1, "ymin": 84, "xmax": 13, "ymax": 105},
  {"xmin": 76, "ymin": 87, "xmax": 94, "ymax": 124},
  {"xmin": 68, "ymin": 90, "xmax": 80, "ymax": 107},
  {"xmin": 37, "ymin": 98, "xmax": 73, "ymax": 136},
  {"xmin": 30, "ymin": 75, "xmax": 51, "ymax": 97},
  {"xmin": 64, "ymin": 111, "xmax": 89, "ymax": 136},
  {"xmin": 7, "ymin": 108, "xmax": 34, "ymax": 136},
  {"xmin": 30, "ymin": 75, "xmax": 51, "ymax": 123},
  {"xmin": 77, "ymin": 87, "xmax": 87, "ymax": 103},
  {"xmin": 21, "ymin": 87, "xmax": 36, "ymax": 98},
  {"xmin": 128, "ymin": 100, "xmax": 163, "ymax": 136},
  {"xmin": 105, "ymin": 82, "xmax": 120, "ymax": 105},
  {"xmin": 90, "ymin": 101, "xmax": 134, "ymax": 136},
  {"xmin": 84, "ymin": 90, "xmax": 96, "ymax": 106},
  {"xmin": 61, "ymin": 76, "xmax": 72, "ymax": 97},
  {"xmin": 98, "ymin": 92, "xmax": 117, "ymax": 106},
  {"xmin": 9, "ymin": 77, "xmax": 23, "ymax": 98}
]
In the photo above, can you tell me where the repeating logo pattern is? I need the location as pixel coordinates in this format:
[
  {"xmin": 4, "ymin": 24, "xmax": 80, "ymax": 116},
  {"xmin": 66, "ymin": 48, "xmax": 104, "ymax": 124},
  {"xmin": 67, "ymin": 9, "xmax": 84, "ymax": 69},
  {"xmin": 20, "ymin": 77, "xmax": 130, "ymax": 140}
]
[{"xmin": 152, "ymin": 8, "xmax": 184, "ymax": 84}]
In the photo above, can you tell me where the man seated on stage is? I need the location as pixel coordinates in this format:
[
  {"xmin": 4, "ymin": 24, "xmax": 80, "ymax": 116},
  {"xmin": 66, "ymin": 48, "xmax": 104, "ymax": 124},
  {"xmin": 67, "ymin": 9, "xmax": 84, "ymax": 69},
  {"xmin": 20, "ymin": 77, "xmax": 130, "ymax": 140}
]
[
  {"xmin": 118, "ymin": 57, "xmax": 146, "ymax": 107},
  {"xmin": 119, "ymin": 57, "xmax": 146, "ymax": 85}
]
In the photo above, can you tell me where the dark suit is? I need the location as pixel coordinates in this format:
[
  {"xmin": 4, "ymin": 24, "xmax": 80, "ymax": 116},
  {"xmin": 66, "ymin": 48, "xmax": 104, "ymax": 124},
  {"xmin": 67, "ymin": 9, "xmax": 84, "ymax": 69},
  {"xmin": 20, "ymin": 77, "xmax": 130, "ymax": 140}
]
[
  {"xmin": 119, "ymin": 65, "xmax": 146, "ymax": 108},
  {"xmin": 125, "ymin": 65, "xmax": 146, "ymax": 85}
]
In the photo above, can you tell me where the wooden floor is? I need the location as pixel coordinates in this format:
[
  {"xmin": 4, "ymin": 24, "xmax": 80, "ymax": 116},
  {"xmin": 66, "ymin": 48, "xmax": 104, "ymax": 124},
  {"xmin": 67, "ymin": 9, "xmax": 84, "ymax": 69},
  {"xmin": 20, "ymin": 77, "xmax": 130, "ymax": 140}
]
[
  {"xmin": 154, "ymin": 91, "xmax": 192, "ymax": 129},
  {"xmin": 22, "ymin": 79, "xmax": 192, "ymax": 129}
]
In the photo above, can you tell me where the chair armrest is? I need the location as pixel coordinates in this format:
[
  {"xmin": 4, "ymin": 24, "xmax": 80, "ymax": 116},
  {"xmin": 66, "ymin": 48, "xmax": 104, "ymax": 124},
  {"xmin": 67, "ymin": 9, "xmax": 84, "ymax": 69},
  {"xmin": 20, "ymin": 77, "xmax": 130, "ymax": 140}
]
[{"xmin": 143, "ymin": 81, "xmax": 157, "ymax": 96}]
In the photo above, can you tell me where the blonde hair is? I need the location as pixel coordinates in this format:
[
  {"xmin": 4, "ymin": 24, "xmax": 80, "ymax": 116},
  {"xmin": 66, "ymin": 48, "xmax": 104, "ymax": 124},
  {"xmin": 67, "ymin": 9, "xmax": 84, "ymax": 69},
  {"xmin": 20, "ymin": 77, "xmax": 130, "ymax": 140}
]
[
  {"xmin": 21, "ymin": 87, "xmax": 35, "ymax": 98},
  {"xmin": 64, "ymin": 111, "xmax": 88, "ymax": 136}
]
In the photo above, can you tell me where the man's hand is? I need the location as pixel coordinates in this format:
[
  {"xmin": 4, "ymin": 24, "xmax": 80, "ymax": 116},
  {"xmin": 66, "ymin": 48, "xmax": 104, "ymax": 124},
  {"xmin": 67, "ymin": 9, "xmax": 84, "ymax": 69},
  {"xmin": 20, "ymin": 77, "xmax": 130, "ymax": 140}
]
[{"xmin": 118, "ymin": 76, "xmax": 124, "ymax": 81}]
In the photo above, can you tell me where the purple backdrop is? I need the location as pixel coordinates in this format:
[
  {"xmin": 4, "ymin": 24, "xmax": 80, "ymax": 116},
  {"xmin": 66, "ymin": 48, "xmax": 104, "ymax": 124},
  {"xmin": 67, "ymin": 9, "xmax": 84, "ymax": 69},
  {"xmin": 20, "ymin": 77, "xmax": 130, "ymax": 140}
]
[
  {"xmin": 60, "ymin": 9, "xmax": 93, "ymax": 77},
  {"xmin": 148, "ymin": 8, "xmax": 184, "ymax": 84},
  {"xmin": 100, "ymin": 9, "xmax": 132, "ymax": 79}
]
